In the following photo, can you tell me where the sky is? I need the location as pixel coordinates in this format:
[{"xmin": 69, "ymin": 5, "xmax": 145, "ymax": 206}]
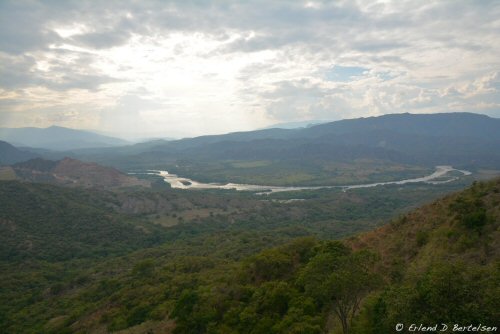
[{"xmin": 0, "ymin": 0, "xmax": 499, "ymax": 139}]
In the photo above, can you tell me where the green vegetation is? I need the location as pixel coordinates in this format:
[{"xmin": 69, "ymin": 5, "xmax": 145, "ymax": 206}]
[
  {"xmin": 0, "ymin": 177, "xmax": 498, "ymax": 333},
  {"xmin": 65, "ymin": 113, "xmax": 500, "ymax": 186},
  {"xmin": 0, "ymin": 140, "xmax": 38, "ymax": 165},
  {"xmin": 348, "ymin": 179, "xmax": 500, "ymax": 333},
  {"xmin": 0, "ymin": 181, "xmax": 165, "ymax": 262},
  {"xmin": 0, "ymin": 167, "xmax": 16, "ymax": 180},
  {"xmin": 230, "ymin": 160, "xmax": 272, "ymax": 168},
  {"xmin": 162, "ymin": 159, "xmax": 431, "ymax": 187}
]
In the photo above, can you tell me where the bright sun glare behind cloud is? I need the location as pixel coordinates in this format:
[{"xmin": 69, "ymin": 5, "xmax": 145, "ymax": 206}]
[{"xmin": 0, "ymin": 1, "xmax": 499, "ymax": 139}]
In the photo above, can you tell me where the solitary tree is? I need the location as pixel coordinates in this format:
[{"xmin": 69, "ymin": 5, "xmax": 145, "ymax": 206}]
[{"xmin": 299, "ymin": 248, "xmax": 380, "ymax": 334}]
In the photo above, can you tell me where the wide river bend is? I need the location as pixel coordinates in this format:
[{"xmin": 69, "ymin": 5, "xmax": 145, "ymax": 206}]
[{"xmin": 132, "ymin": 166, "xmax": 471, "ymax": 194}]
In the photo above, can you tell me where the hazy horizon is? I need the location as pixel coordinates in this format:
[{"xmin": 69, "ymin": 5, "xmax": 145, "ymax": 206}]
[
  {"xmin": 2, "ymin": 111, "xmax": 498, "ymax": 142},
  {"xmin": 1, "ymin": 1, "xmax": 499, "ymax": 139}
]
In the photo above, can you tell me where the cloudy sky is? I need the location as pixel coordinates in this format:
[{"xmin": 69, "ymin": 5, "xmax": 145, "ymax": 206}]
[{"xmin": 1, "ymin": 0, "xmax": 499, "ymax": 139}]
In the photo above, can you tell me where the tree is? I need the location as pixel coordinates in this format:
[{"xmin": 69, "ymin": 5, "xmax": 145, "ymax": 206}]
[{"xmin": 299, "ymin": 248, "xmax": 380, "ymax": 334}]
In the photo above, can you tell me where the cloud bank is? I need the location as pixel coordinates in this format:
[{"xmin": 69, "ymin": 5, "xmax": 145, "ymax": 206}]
[{"xmin": 0, "ymin": 0, "xmax": 499, "ymax": 138}]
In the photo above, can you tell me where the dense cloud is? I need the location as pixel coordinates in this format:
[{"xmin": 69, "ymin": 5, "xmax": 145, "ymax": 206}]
[{"xmin": 0, "ymin": 0, "xmax": 499, "ymax": 138}]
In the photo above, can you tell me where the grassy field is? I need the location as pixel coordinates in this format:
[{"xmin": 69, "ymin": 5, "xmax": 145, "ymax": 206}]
[
  {"xmin": 0, "ymin": 167, "xmax": 16, "ymax": 181},
  {"xmin": 164, "ymin": 159, "xmax": 432, "ymax": 186},
  {"xmin": 475, "ymin": 169, "xmax": 500, "ymax": 180}
]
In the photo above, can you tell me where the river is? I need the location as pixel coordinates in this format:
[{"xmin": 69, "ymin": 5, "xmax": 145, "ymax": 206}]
[{"xmin": 131, "ymin": 166, "xmax": 471, "ymax": 194}]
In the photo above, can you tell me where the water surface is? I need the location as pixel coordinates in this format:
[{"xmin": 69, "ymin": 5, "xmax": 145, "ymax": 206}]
[{"xmin": 133, "ymin": 165, "xmax": 471, "ymax": 194}]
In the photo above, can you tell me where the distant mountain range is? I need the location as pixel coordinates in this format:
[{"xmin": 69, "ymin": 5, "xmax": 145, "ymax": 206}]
[
  {"xmin": 0, "ymin": 126, "xmax": 129, "ymax": 150},
  {"xmin": 3, "ymin": 113, "xmax": 499, "ymax": 185},
  {"xmin": 0, "ymin": 140, "xmax": 38, "ymax": 165},
  {"xmin": 181, "ymin": 112, "xmax": 500, "ymax": 164},
  {"xmin": 62, "ymin": 112, "xmax": 500, "ymax": 171},
  {"xmin": 262, "ymin": 119, "xmax": 329, "ymax": 129}
]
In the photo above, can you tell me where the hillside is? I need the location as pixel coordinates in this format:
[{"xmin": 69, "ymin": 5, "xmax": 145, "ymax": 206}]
[
  {"xmin": 0, "ymin": 181, "xmax": 166, "ymax": 262},
  {"xmin": 65, "ymin": 113, "xmax": 500, "ymax": 186},
  {"xmin": 0, "ymin": 126, "xmax": 129, "ymax": 151},
  {"xmin": 300, "ymin": 112, "xmax": 500, "ymax": 140},
  {"xmin": 0, "ymin": 177, "xmax": 497, "ymax": 333},
  {"xmin": 348, "ymin": 178, "xmax": 500, "ymax": 269},
  {"xmin": 0, "ymin": 140, "xmax": 38, "ymax": 165},
  {"xmin": 154, "ymin": 178, "xmax": 499, "ymax": 334},
  {"xmin": 345, "ymin": 178, "xmax": 500, "ymax": 332},
  {"xmin": 172, "ymin": 112, "xmax": 500, "ymax": 167},
  {"xmin": 13, "ymin": 157, "xmax": 150, "ymax": 189}
]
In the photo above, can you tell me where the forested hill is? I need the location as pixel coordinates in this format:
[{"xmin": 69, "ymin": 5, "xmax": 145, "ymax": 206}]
[
  {"xmin": 0, "ymin": 140, "xmax": 38, "ymax": 165},
  {"xmin": 12, "ymin": 157, "xmax": 150, "ymax": 188},
  {"xmin": 172, "ymin": 112, "xmax": 500, "ymax": 166},
  {"xmin": 300, "ymin": 112, "xmax": 500, "ymax": 140},
  {"xmin": 348, "ymin": 177, "xmax": 500, "ymax": 269},
  {"xmin": 64, "ymin": 113, "xmax": 500, "ymax": 179},
  {"xmin": 160, "ymin": 178, "xmax": 500, "ymax": 333},
  {"xmin": 0, "ymin": 181, "xmax": 165, "ymax": 262},
  {"xmin": 1, "ymin": 177, "xmax": 497, "ymax": 333},
  {"xmin": 345, "ymin": 177, "xmax": 500, "ymax": 332}
]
